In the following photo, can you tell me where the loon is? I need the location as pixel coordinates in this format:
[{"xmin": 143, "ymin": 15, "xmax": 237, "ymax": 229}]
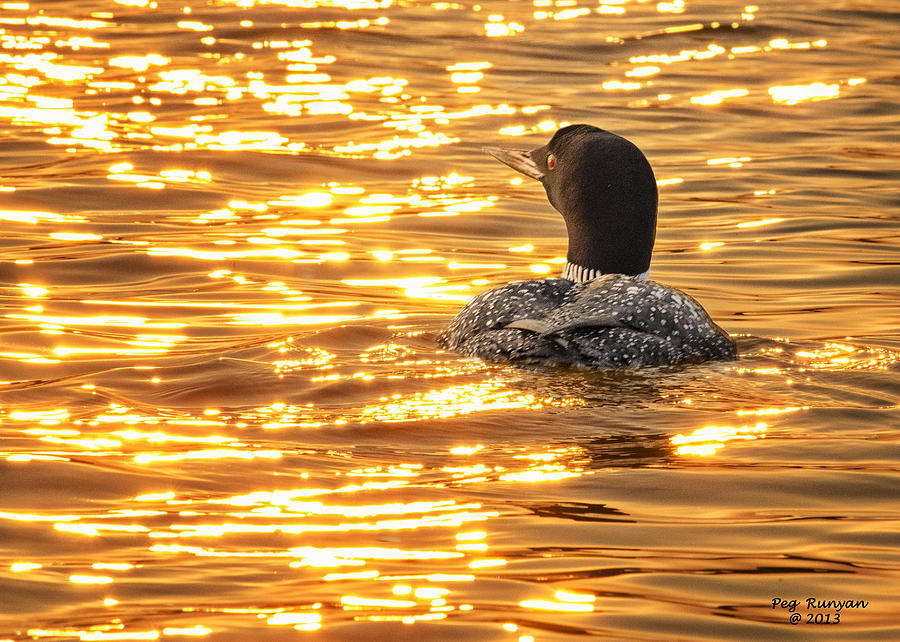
[{"xmin": 437, "ymin": 124, "xmax": 736, "ymax": 368}]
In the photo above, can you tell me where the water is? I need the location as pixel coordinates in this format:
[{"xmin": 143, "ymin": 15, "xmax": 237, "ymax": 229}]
[{"xmin": 1, "ymin": 0, "xmax": 898, "ymax": 639}]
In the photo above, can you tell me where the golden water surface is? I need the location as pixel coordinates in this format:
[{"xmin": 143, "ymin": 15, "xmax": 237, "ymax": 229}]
[{"xmin": 0, "ymin": 0, "xmax": 898, "ymax": 640}]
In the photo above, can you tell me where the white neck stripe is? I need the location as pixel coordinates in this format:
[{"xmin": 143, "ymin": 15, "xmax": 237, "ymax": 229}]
[{"xmin": 561, "ymin": 261, "xmax": 649, "ymax": 283}]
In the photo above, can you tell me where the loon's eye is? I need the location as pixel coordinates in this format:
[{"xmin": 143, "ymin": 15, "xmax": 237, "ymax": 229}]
[{"xmin": 547, "ymin": 153, "xmax": 557, "ymax": 170}]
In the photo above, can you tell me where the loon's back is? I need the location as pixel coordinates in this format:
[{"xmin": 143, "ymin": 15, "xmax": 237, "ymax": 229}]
[{"xmin": 437, "ymin": 274, "xmax": 736, "ymax": 368}]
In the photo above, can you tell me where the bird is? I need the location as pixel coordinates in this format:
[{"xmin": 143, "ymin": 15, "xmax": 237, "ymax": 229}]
[{"xmin": 437, "ymin": 124, "xmax": 736, "ymax": 369}]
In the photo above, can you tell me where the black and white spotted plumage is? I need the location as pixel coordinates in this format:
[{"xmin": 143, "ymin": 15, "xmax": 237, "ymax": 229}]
[
  {"xmin": 438, "ymin": 274, "xmax": 735, "ymax": 368},
  {"xmin": 438, "ymin": 124, "xmax": 737, "ymax": 369}
]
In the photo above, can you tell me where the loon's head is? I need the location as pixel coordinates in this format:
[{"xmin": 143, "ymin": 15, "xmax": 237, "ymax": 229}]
[{"xmin": 484, "ymin": 124, "xmax": 657, "ymax": 278}]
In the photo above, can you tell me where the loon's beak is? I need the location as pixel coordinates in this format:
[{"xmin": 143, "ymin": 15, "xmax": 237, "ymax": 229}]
[{"xmin": 482, "ymin": 146, "xmax": 544, "ymax": 181}]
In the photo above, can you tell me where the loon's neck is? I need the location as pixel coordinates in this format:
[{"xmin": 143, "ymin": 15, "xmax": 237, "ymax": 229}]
[{"xmin": 561, "ymin": 261, "xmax": 649, "ymax": 283}]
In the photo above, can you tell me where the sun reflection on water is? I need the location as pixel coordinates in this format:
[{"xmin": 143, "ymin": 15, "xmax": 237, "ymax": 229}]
[
  {"xmin": 0, "ymin": 0, "xmax": 868, "ymax": 158},
  {"xmin": 8, "ymin": 6, "xmax": 851, "ymax": 176},
  {"xmin": 0, "ymin": 5, "xmax": 571, "ymax": 159},
  {"xmin": 794, "ymin": 342, "xmax": 897, "ymax": 371},
  {"xmin": 1, "ymin": 442, "xmax": 568, "ymax": 636},
  {"xmin": 672, "ymin": 422, "xmax": 768, "ymax": 456}
]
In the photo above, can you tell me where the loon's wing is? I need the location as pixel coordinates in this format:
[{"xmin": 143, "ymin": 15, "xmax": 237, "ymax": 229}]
[
  {"xmin": 437, "ymin": 279, "xmax": 574, "ymax": 352},
  {"xmin": 442, "ymin": 327, "xmax": 569, "ymax": 364},
  {"xmin": 536, "ymin": 274, "xmax": 735, "ymax": 361},
  {"xmin": 504, "ymin": 318, "xmax": 551, "ymax": 333},
  {"xmin": 536, "ymin": 275, "xmax": 665, "ymax": 335},
  {"xmin": 560, "ymin": 326, "xmax": 680, "ymax": 368},
  {"xmin": 438, "ymin": 274, "xmax": 735, "ymax": 367}
]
